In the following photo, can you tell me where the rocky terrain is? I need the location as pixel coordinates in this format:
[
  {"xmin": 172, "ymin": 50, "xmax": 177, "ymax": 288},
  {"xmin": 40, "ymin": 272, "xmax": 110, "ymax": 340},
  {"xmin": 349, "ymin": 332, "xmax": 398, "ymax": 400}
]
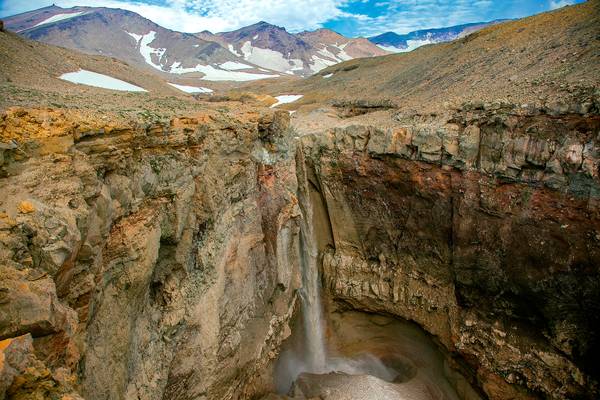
[
  {"xmin": 2, "ymin": 5, "xmax": 280, "ymax": 83},
  {"xmin": 201, "ymin": 23, "xmax": 388, "ymax": 75},
  {"xmin": 246, "ymin": 0, "xmax": 599, "ymax": 114},
  {"xmin": 0, "ymin": 29, "xmax": 182, "ymax": 96},
  {"xmin": 297, "ymin": 101, "xmax": 600, "ymax": 400},
  {"xmin": 0, "ymin": 1, "xmax": 599, "ymax": 400}
]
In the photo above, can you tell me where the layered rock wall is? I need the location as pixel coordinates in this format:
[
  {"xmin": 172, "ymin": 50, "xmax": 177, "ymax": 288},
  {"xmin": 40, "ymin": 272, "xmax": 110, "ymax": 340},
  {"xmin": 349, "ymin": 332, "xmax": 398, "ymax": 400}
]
[
  {"xmin": 1, "ymin": 102, "xmax": 599, "ymax": 400},
  {"xmin": 0, "ymin": 107, "xmax": 301, "ymax": 400}
]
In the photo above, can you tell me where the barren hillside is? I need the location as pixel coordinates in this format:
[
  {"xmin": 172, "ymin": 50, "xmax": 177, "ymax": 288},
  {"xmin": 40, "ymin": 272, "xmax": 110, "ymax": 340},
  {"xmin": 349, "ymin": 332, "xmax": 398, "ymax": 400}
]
[{"xmin": 245, "ymin": 0, "xmax": 600, "ymax": 113}]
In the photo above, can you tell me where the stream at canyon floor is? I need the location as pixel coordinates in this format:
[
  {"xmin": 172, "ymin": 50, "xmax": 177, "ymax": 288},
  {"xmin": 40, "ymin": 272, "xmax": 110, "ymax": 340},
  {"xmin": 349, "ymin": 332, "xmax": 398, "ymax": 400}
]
[{"xmin": 274, "ymin": 308, "xmax": 466, "ymax": 400}]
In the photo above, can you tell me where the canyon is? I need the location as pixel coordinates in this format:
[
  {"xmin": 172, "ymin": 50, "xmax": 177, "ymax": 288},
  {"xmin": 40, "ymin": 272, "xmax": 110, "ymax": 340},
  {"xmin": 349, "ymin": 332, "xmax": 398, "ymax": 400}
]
[
  {"xmin": 1, "ymin": 1, "xmax": 600, "ymax": 400},
  {"xmin": 1, "ymin": 98, "xmax": 599, "ymax": 400}
]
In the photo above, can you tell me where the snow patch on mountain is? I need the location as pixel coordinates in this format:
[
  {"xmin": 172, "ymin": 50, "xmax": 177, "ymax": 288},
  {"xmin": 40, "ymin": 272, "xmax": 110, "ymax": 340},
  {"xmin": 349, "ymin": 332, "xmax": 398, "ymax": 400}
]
[
  {"xmin": 334, "ymin": 43, "xmax": 353, "ymax": 61},
  {"xmin": 376, "ymin": 38, "xmax": 436, "ymax": 53},
  {"xmin": 316, "ymin": 47, "xmax": 338, "ymax": 62},
  {"xmin": 219, "ymin": 61, "xmax": 253, "ymax": 70},
  {"xmin": 167, "ymin": 83, "xmax": 213, "ymax": 93},
  {"xmin": 59, "ymin": 69, "xmax": 147, "ymax": 92},
  {"xmin": 169, "ymin": 62, "xmax": 278, "ymax": 81},
  {"xmin": 227, "ymin": 44, "xmax": 242, "ymax": 57},
  {"xmin": 239, "ymin": 41, "xmax": 303, "ymax": 74},
  {"xmin": 312, "ymin": 43, "xmax": 352, "ymax": 70},
  {"xmin": 126, "ymin": 30, "xmax": 169, "ymax": 71},
  {"xmin": 125, "ymin": 31, "xmax": 142, "ymax": 42},
  {"xmin": 138, "ymin": 31, "xmax": 166, "ymax": 70},
  {"xmin": 309, "ymin": 55, "xmax": 337, "ymax": 73},
  {"xmin": 270, "ymin": 95, "xmax": 303, "ymax": 108},
  {"xmin": 33, "ymin": 11, "xmax": 86, "ymax": 28}
]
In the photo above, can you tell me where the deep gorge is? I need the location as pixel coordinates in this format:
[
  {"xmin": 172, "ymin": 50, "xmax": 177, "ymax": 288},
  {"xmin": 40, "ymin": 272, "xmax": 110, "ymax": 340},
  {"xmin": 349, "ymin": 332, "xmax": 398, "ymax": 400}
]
[{"xmin": 0, "ymin": 101, "xmax": 599, "ymax": 400}]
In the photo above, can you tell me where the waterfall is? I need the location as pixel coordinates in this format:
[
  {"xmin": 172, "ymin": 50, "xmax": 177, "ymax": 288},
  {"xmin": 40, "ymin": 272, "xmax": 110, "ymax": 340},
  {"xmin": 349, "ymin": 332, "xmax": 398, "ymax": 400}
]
[
  {"xmin": 298, "ymin": 194, "xmax": 327, "ymax": 372},
  {"xmin": 296, "ymin": 142, "xmax": 328, "ymax": 372}
]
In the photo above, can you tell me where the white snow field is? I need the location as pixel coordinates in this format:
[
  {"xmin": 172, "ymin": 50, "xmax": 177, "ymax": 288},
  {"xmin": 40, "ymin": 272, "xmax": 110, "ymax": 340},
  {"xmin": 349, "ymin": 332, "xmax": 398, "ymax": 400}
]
[
  {"xmin": 126, "ymin": 31, "xmax": 278, "ymax": 81},
  {"xmin": 33, "ymin": 11, "xmax": 86, "ymax": 28},
  {"xmin": 167, "ymin": 83, "xmax": 213, "ymax": 93},
  {"xmin": 270, "ymin": 95, "xmax": 303, "ymax": 108},
  {"xmin": 219, "ymin": 61, "xmax": 253, "ymax": 70},
  {"xmin": 170, "ymin": 63, "xmax": 279, "ymax": 81},
  {"xmin": 126, "ymin": 31, "xmax": 166, "ymax": 71},
  {"xmin": 59, "ymin": 70, "xmax": 147, "ymax": 92},
  {"xmin": 240, "ymin": 41, "xmax": 304, "ymax": 74},
  {"xmin": 228, "ymin": 44, "xmax": 242, "ymax": 56},
  {"xmin": 308, "ymin": 43, "xmax": 352, "ymax": 72}
]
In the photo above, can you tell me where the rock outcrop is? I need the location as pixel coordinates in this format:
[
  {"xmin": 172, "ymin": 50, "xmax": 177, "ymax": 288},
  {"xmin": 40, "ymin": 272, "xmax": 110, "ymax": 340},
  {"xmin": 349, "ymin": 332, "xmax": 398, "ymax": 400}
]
[
  {"xmin": 299, "ymin": 102, "xmax": 599, "ymax": 400},
  {"xmin": 0, "ymin": 106, "xmax": 302, "ymax": 399}
]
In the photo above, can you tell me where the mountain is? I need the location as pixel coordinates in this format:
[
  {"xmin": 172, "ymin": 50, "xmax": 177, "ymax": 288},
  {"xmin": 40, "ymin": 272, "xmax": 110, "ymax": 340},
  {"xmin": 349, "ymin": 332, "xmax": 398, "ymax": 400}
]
[
  {"xmin": 206, "ymin": 23, "xmax": 389, "ymax": 75},
  {"xmin": 297, "ymin": 28, "xmax": 389, "ymax": 64},
  {"xmin": 207, "ymin": 21, "xmax": 313, "ymax": 75},
  {"xmin": 369, "ymin": 20, "xmax": 509, "ymax": 52},
  {"xmin": 2, "ymin": 5, "xmax": 281, "ymax": 82},
  {"xmin": 248, "ymin": 0, "xmax": 599, "ymax": 114},
  {"xmin": 3, "ymin": 6, "xmax": 388, "ymax": 79}
]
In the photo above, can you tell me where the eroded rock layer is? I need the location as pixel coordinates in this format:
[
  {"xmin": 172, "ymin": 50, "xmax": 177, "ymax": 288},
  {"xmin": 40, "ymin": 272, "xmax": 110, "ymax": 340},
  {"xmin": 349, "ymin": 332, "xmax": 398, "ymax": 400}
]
[
  {"xmin": 299, "ymin": 103, "xmax": 600, "ymax": 400},
  {"xmin": 0, "ymin": 107, "xmax": 301, "ymax": 400}
]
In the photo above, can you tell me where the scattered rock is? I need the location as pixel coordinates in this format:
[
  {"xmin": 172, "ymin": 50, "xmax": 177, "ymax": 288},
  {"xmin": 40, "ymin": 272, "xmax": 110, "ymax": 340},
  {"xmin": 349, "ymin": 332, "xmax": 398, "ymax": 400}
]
[{"xmin": 17, "ymin": 200, "xmax": 35, "ymax": 214}]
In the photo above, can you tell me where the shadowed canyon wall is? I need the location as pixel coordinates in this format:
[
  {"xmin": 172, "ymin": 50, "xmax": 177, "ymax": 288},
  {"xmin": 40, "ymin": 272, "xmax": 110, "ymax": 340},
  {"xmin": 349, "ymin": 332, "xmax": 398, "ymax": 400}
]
[{"xmin": 299, "ymin": 102, "xmax": 600, "ymax": 400}]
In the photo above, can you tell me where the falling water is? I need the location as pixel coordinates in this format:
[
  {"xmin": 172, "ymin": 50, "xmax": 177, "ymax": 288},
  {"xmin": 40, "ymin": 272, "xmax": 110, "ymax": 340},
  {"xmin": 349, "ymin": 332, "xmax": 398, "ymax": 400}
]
[
  {"xmin": 276, "ymin": 147, "xmax": 463, "ymax": 399},
  {"xmin": 296, "ymin": 142, "xmax": 328, "ymax": 372},
  {"xmin": 298, "ymin": 196, "xmax": 327, "ymax": 372},
  {"xmin": 293, "ymin": 144, "xmax": 394, "ymax": 377}
]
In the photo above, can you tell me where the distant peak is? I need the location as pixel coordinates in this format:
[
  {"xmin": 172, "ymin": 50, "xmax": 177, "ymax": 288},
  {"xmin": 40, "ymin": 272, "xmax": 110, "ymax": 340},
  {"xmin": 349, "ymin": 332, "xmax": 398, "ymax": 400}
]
[
  {"xmin": 249, "ymin": 21, "xmax": 284, "ymax": 30},
  {"xmin": 39, "ymin": 4, "xmax": 65, "ymax": 11},
  {"xmin": 298, "ymin": 28, "xmax": 345, "ymax": 39}
]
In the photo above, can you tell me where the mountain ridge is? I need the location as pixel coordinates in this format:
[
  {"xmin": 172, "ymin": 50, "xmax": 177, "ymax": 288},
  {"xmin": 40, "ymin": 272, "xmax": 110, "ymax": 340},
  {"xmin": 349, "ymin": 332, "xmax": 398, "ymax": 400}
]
[
  {"xmin": 2, "ymin": 5, "xmax": 387, "ymax": 79},
  {"xmin": 368, "ymin": 19, "xmax": 510, "ymax": 52}
]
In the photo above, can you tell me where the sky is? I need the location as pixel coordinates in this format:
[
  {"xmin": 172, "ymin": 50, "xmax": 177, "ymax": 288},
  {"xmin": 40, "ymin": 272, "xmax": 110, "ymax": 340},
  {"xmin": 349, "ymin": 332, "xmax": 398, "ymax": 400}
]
[{"xmin": 0, "ymin": 0, "xmax": 585, "ymax": 37}]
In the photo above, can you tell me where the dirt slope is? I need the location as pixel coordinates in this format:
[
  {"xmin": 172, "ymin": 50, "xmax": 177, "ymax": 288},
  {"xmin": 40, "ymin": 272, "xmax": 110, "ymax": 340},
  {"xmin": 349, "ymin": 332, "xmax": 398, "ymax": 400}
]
[
  {"xmin": 245, "ymin": 0, "xmax": 600, "ymax": 113},
  {"xmin": 0, "ymin": 29, "xmax": 181, "ymax": 95}
]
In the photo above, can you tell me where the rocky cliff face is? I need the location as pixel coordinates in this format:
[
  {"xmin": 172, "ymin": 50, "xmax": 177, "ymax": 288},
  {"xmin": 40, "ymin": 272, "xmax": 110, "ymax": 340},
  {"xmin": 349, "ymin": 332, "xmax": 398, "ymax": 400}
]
[
  {"xmin": 1, "ymin": 99, "xmax": 598, "ymax": 400},
  {"xmin": 299, "ymin": 102, "xmax": 600, "ymax": 400},
  {"xmin": 0, "ymin": 106, "xmax": 302, "ymax": 400}
]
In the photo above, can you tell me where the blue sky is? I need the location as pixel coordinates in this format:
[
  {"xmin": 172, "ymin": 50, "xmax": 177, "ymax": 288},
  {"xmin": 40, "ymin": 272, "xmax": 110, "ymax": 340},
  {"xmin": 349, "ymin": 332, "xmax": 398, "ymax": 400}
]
[{"xmin": 0, "ymin": 0, "xmax": 585, "ymax": 36}]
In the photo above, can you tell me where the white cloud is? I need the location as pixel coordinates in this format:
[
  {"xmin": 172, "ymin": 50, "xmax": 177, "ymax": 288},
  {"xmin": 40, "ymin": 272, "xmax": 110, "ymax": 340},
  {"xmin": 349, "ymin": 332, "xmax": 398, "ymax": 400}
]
[
  {"xmin": 347, "ymin": 0, "xmax": 500, "ymax": 36},
  {"xmin": 0, "ymin": 0, "xmax": 349, "ymax": 33},
  {"xmin": 549, "ymin": 0, "xmax": 576, "ymax": 10}
]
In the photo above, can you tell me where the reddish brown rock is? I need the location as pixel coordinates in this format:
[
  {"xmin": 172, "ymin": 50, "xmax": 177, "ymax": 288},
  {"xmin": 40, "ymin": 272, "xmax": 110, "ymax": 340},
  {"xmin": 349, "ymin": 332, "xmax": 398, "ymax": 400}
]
[{"xmin": 300, "ymin": 104, "xmax": 600, "ymax": 400}]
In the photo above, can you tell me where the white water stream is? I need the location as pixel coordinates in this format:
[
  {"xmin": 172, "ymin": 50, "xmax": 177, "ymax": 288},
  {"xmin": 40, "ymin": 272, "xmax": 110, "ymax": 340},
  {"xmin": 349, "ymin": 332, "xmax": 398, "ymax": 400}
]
[
  {"xmin": 293, "ymin": 148, "xmax": 398, "ymax": 380},
  {"xmin": 298, "ymin": 202, "xmax": 328, "ymax": 372}
]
